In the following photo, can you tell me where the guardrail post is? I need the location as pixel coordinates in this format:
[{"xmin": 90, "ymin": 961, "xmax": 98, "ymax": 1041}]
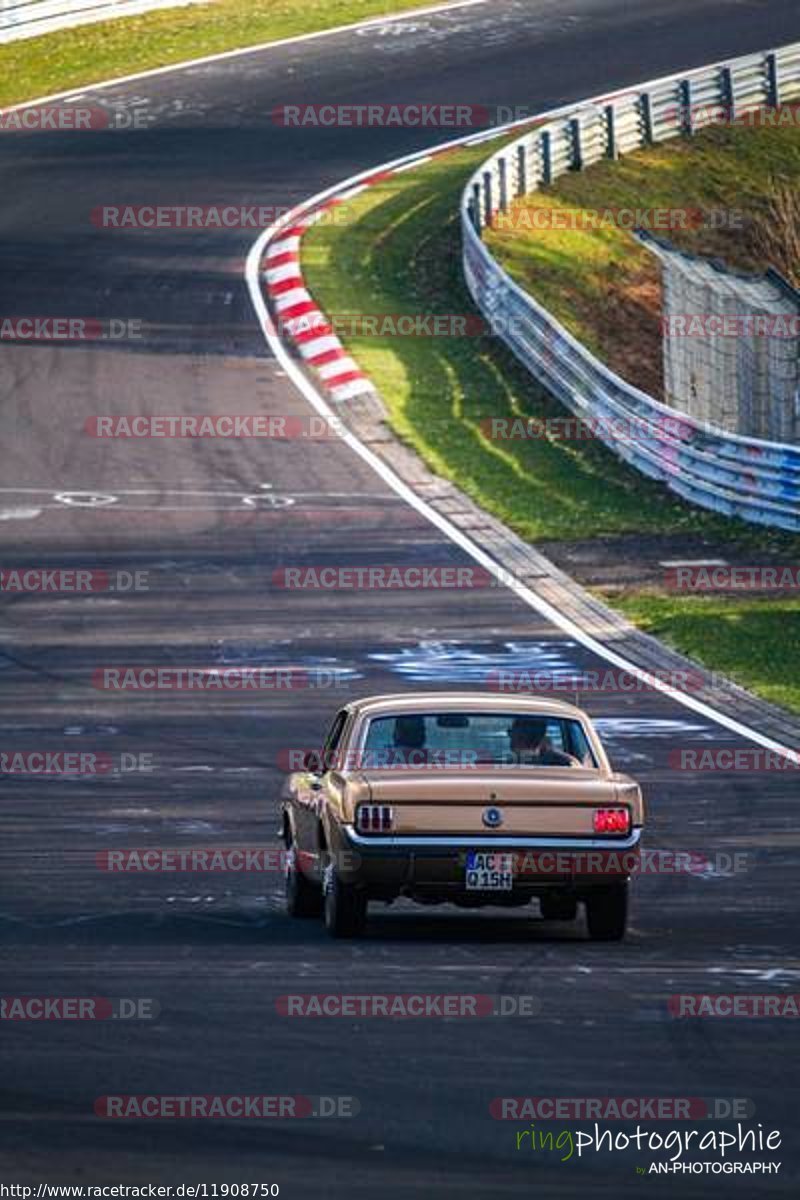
[
  {"xmin": 605, "ymin": 104, "xmax": 617, "ymax": 158},
  {"xmin": 482, "ymin": 171, "xmax": 493, "ymax": 226},
  {"xmin": 467, "ymin": 196, "xmax": 479, "ymax": 233},
  {"xmin": 471, "ymin": 182, "xmax": 482, "ymax": 229},
  {"xmin": 721, "ymin": 65, "xmax": 736, "ymax": 121},
  {"xmin": 498, "ymin": 156, "xmax": 509, "ymax": 212},
  {"xmin": 640, "ymin": 92, "xmax": 654, "ymax": 145},
  {"xmin": 569, "ymin": 117, "xmax": 583, "ymax": 170},
  {"xmin": 516, "ymin": 143, "xmax": 527, "ymax": 197},
  {"xmin": 540, "ymin": 131, "xmax": 552, "ymax": 186},
  {"xmin": 766, "ymin": 51, "xmax": 780, "ymax": 107},
  {"xmin": 680, "ymin": 79, "xmax": 694, "ymax": 135}
]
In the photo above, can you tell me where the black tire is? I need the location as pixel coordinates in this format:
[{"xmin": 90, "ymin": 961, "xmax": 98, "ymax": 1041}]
[
  {"xmin": 540, "ymin": 894, "xmax": 578, "ymax": 922},
  {"xmin": 323, "ymin": 863, "xmax": 367, "ymax": 938},
  {"xmin": 585, "ymin": 884, "xmax": 628, "ymax": 941},
  {"xmin": 285, "ymin": 846, "xmax": 323, "ymax": 918}
]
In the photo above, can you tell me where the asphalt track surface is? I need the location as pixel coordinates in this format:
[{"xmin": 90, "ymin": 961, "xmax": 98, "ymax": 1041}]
[{"xmin": 2, "ymin": 0, "xmax": 800, "ymax": 1195}]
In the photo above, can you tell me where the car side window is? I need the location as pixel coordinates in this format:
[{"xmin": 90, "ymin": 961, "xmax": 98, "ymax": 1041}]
[
  {"xmin": 322, "ymin": 710, "xmax": 348, "ymax": 769},
  {"xmin": 566, "ymin": 721, "xmax": 597, "ymax": 767},
  {"xmin": 546, "ymin": 720, "xmax": 565, "ymax": 752}
]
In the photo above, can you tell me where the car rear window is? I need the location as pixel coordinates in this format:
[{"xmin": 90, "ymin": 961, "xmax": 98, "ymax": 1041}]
[{"xmin": 360, "ymin": 712, "xmax": 597, "ymax": 767}]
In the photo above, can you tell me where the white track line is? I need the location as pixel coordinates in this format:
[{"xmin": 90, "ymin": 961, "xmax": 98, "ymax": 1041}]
[
  {"xmin": 245, "ymin": 110, "xmax": 800, "ymax": 763},
  {"xmin": 0, "ymin": 0, "xmax": 488, "ymax": 115}
]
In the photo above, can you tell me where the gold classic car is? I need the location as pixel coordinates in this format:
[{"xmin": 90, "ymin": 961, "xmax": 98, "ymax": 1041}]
[{"xmin": 281, "ymin": 692, "xmax": 644, "ymax": 939}]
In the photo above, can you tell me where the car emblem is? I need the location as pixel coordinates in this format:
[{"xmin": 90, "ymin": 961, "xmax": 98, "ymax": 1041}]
[{"xmin": 482, "ymin": 806, "xmax": 503, "ymax": 829}]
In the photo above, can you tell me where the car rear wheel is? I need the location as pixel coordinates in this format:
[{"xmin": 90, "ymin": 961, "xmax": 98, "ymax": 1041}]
[
  {"xmin": 285, "ymin": 846, "xmax": 323, "ymax": 918},
  {"xmin": 323, "ymin": 863, "xmax": 367, "ymax": 938},
  {"xmin": 585, "ymin": 884, "xmax": 628, "ymax": 941},
  {"xmin": 540, "ymin": 895, "xmax": 578, "ymax": 922}
]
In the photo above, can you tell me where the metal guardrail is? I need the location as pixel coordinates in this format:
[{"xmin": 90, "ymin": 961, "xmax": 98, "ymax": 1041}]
[
  {"xmin": 461, "ymin": 42, "xmax": 800, "ymax": 532},
  {"xmin": 0, "ymin": 0, "xmax": 199, "ymax": 44}
]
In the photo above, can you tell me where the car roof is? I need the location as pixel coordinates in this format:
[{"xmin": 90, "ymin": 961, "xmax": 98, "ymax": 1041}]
[{"xmin": 344, "ymin": 692, "xmax": 588, "ymax": 720}]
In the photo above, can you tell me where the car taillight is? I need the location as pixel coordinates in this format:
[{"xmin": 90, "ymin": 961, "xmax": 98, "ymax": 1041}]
[
  {"xmin": 593, "ymin": 807, "xmax": 630, "ymax": 835},
  {"xmin": 355, "ymin": 804, "xmax": 393, "ymax": 833}
]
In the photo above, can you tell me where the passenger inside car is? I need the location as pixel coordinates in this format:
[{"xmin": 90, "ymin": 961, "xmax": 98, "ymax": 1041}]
[{"xmin": 390, "ymin": 714, "xmax": 428, "ymax": 764}]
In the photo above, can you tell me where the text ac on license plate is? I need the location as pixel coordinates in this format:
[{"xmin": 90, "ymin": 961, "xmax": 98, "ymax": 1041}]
[{"xmin": 465, "ymin": 851, "xmax": 514, "ymax": 891}]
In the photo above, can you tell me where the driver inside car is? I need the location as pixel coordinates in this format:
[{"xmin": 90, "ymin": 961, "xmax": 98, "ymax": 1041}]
[
  {"xmin": 388, "ymin": 714, "xmax": 429, "ymax": 765},
  {"xmin": 508, "ymin": 715, "xmax": 579, "ymax": 766}
]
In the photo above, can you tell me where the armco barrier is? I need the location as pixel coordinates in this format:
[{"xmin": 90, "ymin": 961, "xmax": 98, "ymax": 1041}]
[
  {"xmin": 462, "ymin": 42, "xmax": 800, "ymax": 532},
  {"xmin": 0, "ymin": 0, "xmax": 199, "ymax": 44}
]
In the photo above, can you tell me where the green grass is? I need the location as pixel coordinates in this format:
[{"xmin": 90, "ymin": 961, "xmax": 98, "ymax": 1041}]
[
  {"xmin": 484, "ymin": 122, "xmax": 800, "ymax": 395},
  {"xmin": 612, "ymin": 592, "xmax": 800, "ymax": 714},
  {"xmin": 0, "ymin": 0, "xmax": 429, "ymax": 108},
  {"xmin": 302, "ymin": 139, "xmax": 800, "ymax": 711}
]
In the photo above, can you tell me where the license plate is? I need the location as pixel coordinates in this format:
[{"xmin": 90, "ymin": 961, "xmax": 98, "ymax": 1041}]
[{"xmin": 465, "ymin": 851, "xmax": 514, "ymax": 891}]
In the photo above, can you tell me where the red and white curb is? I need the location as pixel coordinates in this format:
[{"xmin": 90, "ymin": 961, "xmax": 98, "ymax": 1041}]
[
  {"xmin": 263, "ymin": 202, "xmax": 371, "ymax": 403},
  {"xmin": 260, "ymin": 155, "xmax": 478, "ymax": 403}
]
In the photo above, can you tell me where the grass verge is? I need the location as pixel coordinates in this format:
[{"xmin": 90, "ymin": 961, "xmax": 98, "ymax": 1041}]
[
  {"xmin": 302, "ymin": 139, "xmax": 800, "ymax": 712},
  {"xmin": 485, "ymin": 121, "xmax": 800, "ymax": 399},
  {"xmin": 0, "ymin": 0, "xmax": 432, "ymax": 109},
  {"xmin": 612, "ymin": 592, "xmax": 800, "ymax": 714}
]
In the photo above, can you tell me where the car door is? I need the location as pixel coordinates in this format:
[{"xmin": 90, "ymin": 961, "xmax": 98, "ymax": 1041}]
[{"xmin": 292, "ymin": 709, "xmax": 348, "ymax": 878}]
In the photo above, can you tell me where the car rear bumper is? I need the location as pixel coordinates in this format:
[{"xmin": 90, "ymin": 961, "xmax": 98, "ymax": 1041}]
[
  {"xmin": 344, "ymin": 828, "xmax": 642, "ymax": 853},
  {"xmin": 330, "ymin": 824, "xmax": 642, "ymax": 898}
]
